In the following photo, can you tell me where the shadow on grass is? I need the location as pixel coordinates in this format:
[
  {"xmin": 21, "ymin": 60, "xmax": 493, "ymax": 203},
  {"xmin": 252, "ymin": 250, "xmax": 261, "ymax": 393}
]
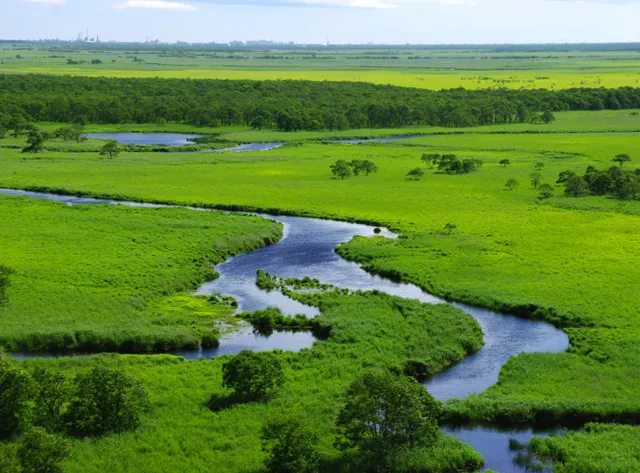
[{"xmin": 206, "ymin": 392, "xmax": 246, "ymax": 412}]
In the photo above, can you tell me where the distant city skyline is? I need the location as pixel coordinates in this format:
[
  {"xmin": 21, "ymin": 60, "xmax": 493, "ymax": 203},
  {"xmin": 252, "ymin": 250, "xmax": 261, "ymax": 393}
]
[{"xmin": 4, "ymin": 0, "xmax": 640, "ymax": 45}]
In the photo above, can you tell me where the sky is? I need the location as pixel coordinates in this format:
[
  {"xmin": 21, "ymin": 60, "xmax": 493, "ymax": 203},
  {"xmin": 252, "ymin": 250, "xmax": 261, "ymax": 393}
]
[{"xmin": 3, "ymin": 0, "xmax": 640, "ymax": 44}]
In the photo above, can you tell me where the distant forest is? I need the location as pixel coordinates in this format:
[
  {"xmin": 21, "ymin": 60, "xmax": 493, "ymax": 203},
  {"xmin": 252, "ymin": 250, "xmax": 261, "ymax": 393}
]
[{"xmin": 1, "ymin": 74, "xmax": 640, "ymax": 131}]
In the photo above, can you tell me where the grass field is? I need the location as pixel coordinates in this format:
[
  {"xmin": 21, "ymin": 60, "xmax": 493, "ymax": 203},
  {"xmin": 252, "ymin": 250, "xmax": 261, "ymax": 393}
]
[
  {"xmin": 14, "ymin": 289, "xmax": 484, "ymax": 473},
  {"xmin": 4, "ymin": 44, "xmax": 640, "ymax": 89},
  {"xmin": 1, "ymin": 126, "xmax": 640, "ymax": 470},
  {"xmin": 0, "ymin": 195, "xmax": 281, "ymax": 352}
]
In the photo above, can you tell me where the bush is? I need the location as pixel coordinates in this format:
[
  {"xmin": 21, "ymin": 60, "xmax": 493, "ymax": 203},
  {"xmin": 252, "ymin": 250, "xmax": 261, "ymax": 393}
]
[{"xmin": 222, "ymin": 350, "xmax": 284, "ymax": 402}]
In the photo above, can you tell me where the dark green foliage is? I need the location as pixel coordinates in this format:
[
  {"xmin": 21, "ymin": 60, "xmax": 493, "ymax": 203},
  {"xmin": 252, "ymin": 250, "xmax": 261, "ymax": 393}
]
[
  {"xmin": 443, "ymin": 223, "xmax": 457, "ymax": 234},
  {"xmin": 221, "ymin": 351, "xmax": 284, "ymax": 402},
  {"xmin": 556, "ymin": 170, "xmax": 577, "ymax": 184},
  {"xmin": 330, "ymin": 160, "xmax": 353, "ymax": 179},
  {"xmin": 421, "ymin": 153, "xmax": 441, "ymax": 169},
  {"xmin": 350, "ymin": 160, "xmax": 378, "ymax": 176},
  {"xmin": 32, "ymin": 367, "xmax": 70, "ymax": 432},
  {"xmin": 612, "ymin": 153, "xmax": 631, "ymax": 167},
  {"xmin": 0, "ymin": 443, "xmax": 21, "ymax": 473},
  {"xmin": 99, "ymin": 139, "xmax": 120, "ymax": 159},
  {"xmin": 3, "ymin": 74, "xmax": 640, "ymax": 131},
  {"xmin": 17, "ymin": 427, "xmax": 71, "ymax": 473},
  {"xmin": 239, "ymin": 307, "xmax": 329, "ymax": 338},
  {"xmin": 261, "ymin": 414, "xmax": 320, "ymax": 473},
  {"xmin": 335, "ymin": 370, "xmax": 442, "ymax": 472},
  {"xmin": 499, "ymin": 159, "xmax": 511, "ymax": 167},
  {"xmin": 564, "ymin": 176, "xmax": 590, "ymax": 197},
  {"xmin": 538, "ymin": 183, "xmax": 554, "ymax": 199},
  {"xmin": 65, "ymin": 366, "xmax": 150, "ymax": 437},
  {"xmin": 405, "ymin": 168, "xmax": 425, "ymax": 181},
  {"xmin": 21, "ymin": 128, "xmax": 45, "ymax": 153},
  {"xmin": 0, "ymin": 358, "xmax": 36, "ymax": 440},
  {"xmin": 562, "ymin": 164, "xmax": 640, "ymax": 200},
  {"xmin": 0, "ymin": 265, "xmax": 13, "ymax": 305},
  {"xmin": 505, "ymin": 178, "xmax": 519, "ymax": 190},
  {"xmin": 436, "ymin": 154, "xmax": 483, "ymax": 175}
]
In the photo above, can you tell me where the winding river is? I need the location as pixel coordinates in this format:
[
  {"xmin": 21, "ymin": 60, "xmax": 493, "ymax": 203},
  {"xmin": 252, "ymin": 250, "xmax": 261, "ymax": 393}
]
[{"xmin": 0, "ymin": 132, "xmax": 571, "ymax": 472}]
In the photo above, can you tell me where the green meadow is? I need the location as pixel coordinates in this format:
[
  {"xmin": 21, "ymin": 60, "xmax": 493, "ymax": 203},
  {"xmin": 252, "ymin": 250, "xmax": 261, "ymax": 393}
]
[
  {"xmin": 0, "ymin": 195, "xmax": 281, "ymax": 352},
  {"xmin": 3, "ymin": 43, "xmax": 640, "ymax": 90}
]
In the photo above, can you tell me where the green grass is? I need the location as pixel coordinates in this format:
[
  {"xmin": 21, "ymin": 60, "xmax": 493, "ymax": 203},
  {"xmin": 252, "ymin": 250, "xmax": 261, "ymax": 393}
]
[
  {"xmin": 17, "ymin": 289, "xmax": 484, "ymax": 473},
  {"xmin": 2, "ymin": 131, "xmax": 640, "ymax": 427},
  {"xmin": 4, "ymin": 44, "xmax": 640, "ymax": 90},
  {"xmin": 529, "ymin": 423, "xmax": 640, "ymax": 473},
  {"xmin": 0, "ymin": 195, "xmax": 281, "ymax": 352}
]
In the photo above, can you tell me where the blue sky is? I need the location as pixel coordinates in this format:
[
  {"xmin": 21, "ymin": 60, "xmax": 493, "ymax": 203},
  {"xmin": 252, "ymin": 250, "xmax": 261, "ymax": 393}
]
[{"xmin": 4, "ymin": 0, "xmax": 640, "ymax": 44}]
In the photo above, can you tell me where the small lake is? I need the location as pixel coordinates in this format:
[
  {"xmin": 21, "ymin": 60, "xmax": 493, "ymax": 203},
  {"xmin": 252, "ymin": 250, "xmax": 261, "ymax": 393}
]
[{"xmin": 84, "ymin": 133, "xmax": 202, "ymax": 146}]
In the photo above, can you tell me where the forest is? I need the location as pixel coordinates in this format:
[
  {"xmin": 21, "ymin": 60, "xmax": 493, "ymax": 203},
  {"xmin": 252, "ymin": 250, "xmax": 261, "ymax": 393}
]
[{"xmin": 1, "ymin": 74, "xmax": 640, "ymax": 130}]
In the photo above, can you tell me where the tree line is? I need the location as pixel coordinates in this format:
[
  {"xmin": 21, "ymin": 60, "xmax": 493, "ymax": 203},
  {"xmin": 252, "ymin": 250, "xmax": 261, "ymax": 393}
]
[
  {"xmin": 1, "ymin": 74, "xmax": 640, "ymax": 131},
  {"xmin": 558, "ymin": 155, "xmax": 639, "ymax": 200}
]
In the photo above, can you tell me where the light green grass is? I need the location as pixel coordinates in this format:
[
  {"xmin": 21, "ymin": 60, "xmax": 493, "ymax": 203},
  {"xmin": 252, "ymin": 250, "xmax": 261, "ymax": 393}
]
[
  {"xmin": 2, "ymin": 132, "xmax": 639, "ymax": 425},
  {"xmin": 0, "ymin": 195, "xmax": 281, "ymax": 352}
]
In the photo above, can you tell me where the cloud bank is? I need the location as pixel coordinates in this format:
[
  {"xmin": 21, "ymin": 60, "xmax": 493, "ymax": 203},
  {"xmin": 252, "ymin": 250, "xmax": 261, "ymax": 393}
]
[{"xmin": 114, "ymin": 0, "xmax": 197, "ymax": 10}]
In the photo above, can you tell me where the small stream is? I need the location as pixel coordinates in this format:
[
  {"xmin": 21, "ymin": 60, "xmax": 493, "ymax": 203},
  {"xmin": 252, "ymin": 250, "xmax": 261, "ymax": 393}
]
[{"xmin": 1, "ymin": 186, "xmax": 568, "ymax": 472}]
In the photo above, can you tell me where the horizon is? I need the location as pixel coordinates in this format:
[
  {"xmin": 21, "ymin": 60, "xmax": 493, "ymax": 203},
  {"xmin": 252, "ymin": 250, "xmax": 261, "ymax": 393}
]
[{"xmin": 4, "ymin": 0, "xmax": 640, "ymax": 45}]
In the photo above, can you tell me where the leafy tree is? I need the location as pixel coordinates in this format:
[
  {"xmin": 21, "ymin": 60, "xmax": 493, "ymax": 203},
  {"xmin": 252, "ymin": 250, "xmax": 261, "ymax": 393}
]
[
  {"xmin": 65, "ymin": 366, "xmax": 150, "ymax": 436},
  {"xmin": 32, "ymin": 367, "xmax": 70, "ymax": 431},
  {"xmin": 541, "ymin": 111, "xmax": 556, "ymax": 123},
  {"xmin": 613, "ymin": 173, "xmax": 640, "ymax": 200},
  {"xmin": 564, "ymin": 176, "xmax": 590, "ymax": 197},
  {"xmin": 0, "ymin": 265, "xmax": 14, "ymax": 305},
  {"xmin": 0, "ymin": 443, "xmax": 21, "ymax": 473},
  {"xmin": 613, "ymin": 153, "xmax": 631, "ymax": 167},
  {"xmin": 71, "ymin": 123, "xmax": 86, "ymax": 143},
  {"xmin": 350, "ymin": 160, "xmax": 377, "ymax": 176},
  {"xmin": 22, "ymin": 128, "xmax": 46, "ymax": 153},
  {"xmin": 530, "ymin": 172, "xmax": 542, "ymax": 189},
  {"xmin": 99, "ymin": 139, "xmax": 120, "ymax": 159},
  {"xmin": 505, "ymin": 178, "xmax": 519, "ymax": 190},
  {"xmin": 335, "ymin": 370, "xmax": 441, "ymax": 472},
  {"xmin": 534, "ymin": 162, "xmax": 545, "ymax": 171},
  {"xmin": 0, "ymin": 358, "xmax": 37, "ymax": 440},
  {"xmin": 330, "ymin": 160, "xmax": 353, "ymax": 180},
  {"xmin": 405, "ymin": 168, "xmax": 425, "ymax": 181},
  {"xmin": 538, "ymin": 183, "xmax": 554, "ymax": 199},
  {"xmin": 8, "ymin": 116, "xmax": 26, "ymax": 138},
  {"xmin": 443, "ymin": 223, "xmax": 457, "ymax": 234},
  {"xmin": 421, "ymin": 153, "xmax": 441, "ymax": 169},
  {"xmin": 261, "ymin": 414, "xmax": 320, "ymax": 473},
  {"xmin": 222, "ymin": 350, "xmax": 284, "ymax": 402},
  {"xmin": 17, "ymin": 427, "xmax": 71, "ymax": 473},
  {"xmin": 556, "ymin": 170, "xmax": 577, "ymax": 184},
  {"xmin": 590, "ymin": 173, "xmax": 615, "ymax": 195},
  {"xmin": 499, "ymin": 159, "xmax": 511, "ymax": 167}
]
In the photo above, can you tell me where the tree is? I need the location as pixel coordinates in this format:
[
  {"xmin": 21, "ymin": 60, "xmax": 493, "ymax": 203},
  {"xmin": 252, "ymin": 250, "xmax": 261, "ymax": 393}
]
[
  {"xmin": 330, "ymin": 160, "xmax": 353, "ymax": 180},
  {"xmin": 0, "ymin": 443, "xmax": 21, "ymax": 473},
  {"xmin": 530, "ymin": 172, "xmax": 542, "ymax": 189},
  {"xmin": 443, "ymin": 223, "xmax": 457, "ymax": 234},
  {"xmin": 0, "ymin": 358, "xmax": 36, "ymax": 440},
  {"xmin": 499, "ymin": 159, "xmax": 511, "ymax": 168},
  {"xmin": 22, "ymin": 128, "xmax": 46, "ymax": 153},
  {"xmin": 613, "ymin": 173, "xmax": 640, "ymax": 200},
  {"xmin": 32, "ymin": 367, "xmax": 70, "ymax": 431},
  {"xmin": 261, "ymin": 414, "xmax": 320, "ymax": 473},
  {"xmin": 350, "ymin": 160, "xmax": 377, "ymax": 177},
  {"xmin": 17, "ymin": 427, "xmax": 71, "ymax": 473},
  {"xmin": 590, "ymin": 173, "xmax": 614, "ymax": 195},
  {"xmin": 222, "ymin": 350, "xmax": 284, "ymax": 402},
  {"xmin": 505, "ymin": 178, "xmax": 519, "ymax": 190},
  {"xmin": 613, "ymin": 153, "xmax": 631, "ymax": 167},
  {"xmin": 335, "ymin": 371, "xmax": 441, "ymax": 472},
  {"xmin": 564, "ymin": 176, "xmax": 590, "ymax": 197},
  {"xmin": 0, "ymin": 265, "xmax": 14, "ymax": 305},
  {"xmin": 538, "ymin": 183, "xmax": 554, "ymax": 199},
  {"xmin": 99, "ymin": 139, "xmax": 120, "ymax": 159},
  {"xmin": 421, "ymin": 153, "xmax": 441, "ymax": 169},
  {"xmin": 71, "ymin": 123, "xmax": 86, "ymax": 143},
  {"xmin": 541, "ymin": 111, "xmax": 556, "ymax": 124},
  {"xmin": 556, "ymin": 170, "xmax": 577, "ymax": 184},
  {"xmin": 534, "ymin": 162, "xmax": 545, "ymax": 171},
  {"xmin": 65, "ymin": 366, "xmax": 150, "ymax": 436},
  {"xmin": 405, "ymin": 168, "xmax": 425, "ymax": 181}
]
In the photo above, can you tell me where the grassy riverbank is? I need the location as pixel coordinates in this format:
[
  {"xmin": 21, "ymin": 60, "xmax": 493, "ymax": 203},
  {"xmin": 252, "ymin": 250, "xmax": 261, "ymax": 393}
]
[
  {"xmin": 0, "ymin": 195, "xmax": 282, "ymax": 352},
  {"xmin": 1, "ymin": 131, "xmax": 639, "ymax": 429},
  {"xmin": 17, "ymin": 289, "xmax": 484, "ymax": 473}
]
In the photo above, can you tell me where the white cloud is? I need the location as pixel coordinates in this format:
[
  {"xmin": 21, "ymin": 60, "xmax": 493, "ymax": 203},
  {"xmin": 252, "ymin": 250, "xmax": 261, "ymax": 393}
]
[
  {"xmin": 192, "ymin": 0, "xmax": 469, "ymax": 8},
  {"xmin": 114, "ymin": 0, "xmax": 197, "ymax": 10},
  {"xmin": 19, "ymin": 0, "xmax": 67, "ymax": 4}
]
